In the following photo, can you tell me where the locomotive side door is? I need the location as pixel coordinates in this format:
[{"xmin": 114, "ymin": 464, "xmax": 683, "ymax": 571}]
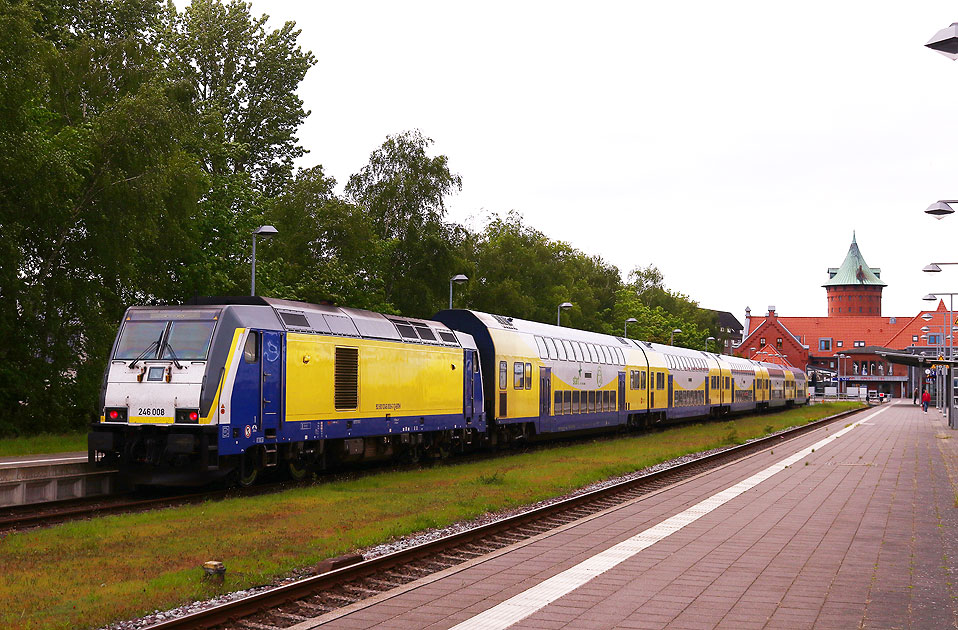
[{"xmin": 261, "ymin": 331, "xmax": 284, "ymax": 436}]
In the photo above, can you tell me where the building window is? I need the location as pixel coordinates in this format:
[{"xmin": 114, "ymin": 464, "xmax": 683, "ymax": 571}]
[
  {"xmin": 776, "ymin": 337, "xmax": 783, "ymax": 348},
  {"xmin": 819, "ymin": 338, "xmax": 832, "ymax": 351},
  {"xmin": 836, "ymin": 340, "xmax": 843, "ymax": 348},
  {"xmin": 760, "ymin": 337, "xmax": 766, "ymax": 347},
  {"xmin": 929, "ymin": 334, "xmax": 942, "ymax": 345},
  {"xmin": 913, "ymin": 335, "xmax": 919, "ymax": 343},
  {"xmin": 854, "ymin": 340, "xmax": 865, "ymax": 348}
]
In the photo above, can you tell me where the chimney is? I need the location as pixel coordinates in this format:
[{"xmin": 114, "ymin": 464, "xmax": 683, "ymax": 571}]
[
  {"xmin": 743, "ymin": 306, "xmax": 751, "ymax": 338},
  {"xmin": 768, "ymin": 305, "xmax": 776, "ymax": 318}
]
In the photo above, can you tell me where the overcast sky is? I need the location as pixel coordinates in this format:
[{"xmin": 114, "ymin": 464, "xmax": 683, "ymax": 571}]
[{"xmin": 249, "ymin": 1, "xmax": 958, "ymax": 322}]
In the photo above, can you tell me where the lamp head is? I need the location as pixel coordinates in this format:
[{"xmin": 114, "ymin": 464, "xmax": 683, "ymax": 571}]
[
  {"xmin": 926, "ymin": 23, "xmax": 958, "ymax": 60},
  {"xmin": 559, "ymin": 302, "xmax": 573, "ymax": 310},
  {"xmin": 254, "ymin": 225, "xmax": 278, "ymax": 237},
  {"xmin": 926, "ymin": 201, "xmax": 956, "ymax": 219},
  {"xmin": 450, "ymin": 274, "xmax": 468, "ymax": 284}
]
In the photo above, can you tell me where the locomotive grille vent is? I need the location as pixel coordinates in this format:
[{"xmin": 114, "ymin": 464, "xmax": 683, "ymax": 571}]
[
  {"xmin": 492, "ymin": 314, "xmax": 517, "ymax": 329},
  {"xmin": 334, "ymin": 346, "xmax": 359, "ymax": 410}
]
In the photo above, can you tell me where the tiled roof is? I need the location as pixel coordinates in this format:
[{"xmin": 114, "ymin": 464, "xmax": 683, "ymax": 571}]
[
  {"xmin": 748, "ymin": 345, "xmax": 794, "ymax": 367},
  {"xmin": 778, "ymin": 316, "xmax": 905, "ymax": 351},
  {"xmin": 776, "ymin": 302, "xmax": 954, "ymax": 355},
  {"xmin": 822, "ymin": 232, "xmax": 886, "ymax": 287}
]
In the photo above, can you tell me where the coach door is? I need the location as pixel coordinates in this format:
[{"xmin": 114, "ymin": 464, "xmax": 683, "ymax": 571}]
[
  {"xmin": 539, "ymin": 367, "xmax": 552, "ymax": 433},
  {"xmin": 261, "ymin": 331, "xmax": 284, "ymax": 438},
  {"xmin": 618, "ymin": 372, "xmax": 626, "ymax": 412}
]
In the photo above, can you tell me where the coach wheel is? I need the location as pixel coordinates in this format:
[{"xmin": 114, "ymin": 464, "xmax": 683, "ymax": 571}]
[
  {"xmin": 403, "ymin": 444, "xmax": 421, "ymax": 465},
  {"xmin": 238, "ymin": 450, "xmax": 259, "ymax": 487}
]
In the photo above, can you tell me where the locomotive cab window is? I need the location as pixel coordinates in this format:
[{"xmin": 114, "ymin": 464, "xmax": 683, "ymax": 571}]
[
  {"xmin": 243, "ymin": 332, "xmax": 259, "ymax": 363},
  {"xmin": 499, "ymin": 361, "xmax": 507, "ymax": 390},
  {"xmin": 114, "ymin": 320, "xmax": 166, "ymax": 360},
  {"xmin": 514, "ymin": 362, "xmax": 524, "ymax": 389},
  {"xmin": 161, "ymin": 321, "xmax": 216, "ymax": 361},
  {"xmin": 524, "ymin": 363, "xmax": 532, "ymax": 389}
]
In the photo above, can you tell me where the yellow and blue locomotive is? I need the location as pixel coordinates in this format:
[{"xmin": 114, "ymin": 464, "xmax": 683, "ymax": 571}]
[{"xmin": 89, "ymin": 298, "xmax": 485, "ymax": 485}]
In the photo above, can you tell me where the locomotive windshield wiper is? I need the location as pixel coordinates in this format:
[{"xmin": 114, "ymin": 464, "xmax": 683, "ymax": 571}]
[
  {"xmin": 128, "ymin": 340, "xmax": 159, "ymax": 369},
  {"xmin": 162, "ymin": 343, "xmax": 184, "ymax": 369}
]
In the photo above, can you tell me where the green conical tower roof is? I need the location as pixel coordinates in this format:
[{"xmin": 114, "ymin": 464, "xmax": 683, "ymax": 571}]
[{"xmin": 822, "ymin": 232, "xmax": 886, "ymax": 287}]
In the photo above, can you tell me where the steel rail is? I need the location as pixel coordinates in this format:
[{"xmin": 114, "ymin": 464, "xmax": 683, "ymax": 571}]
[{"xmin": 143, "ymin": 404, "xmax": 870, "ymax": 630}]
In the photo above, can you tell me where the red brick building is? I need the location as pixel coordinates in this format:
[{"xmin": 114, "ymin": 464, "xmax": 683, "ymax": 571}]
[{"xmin": 735, "ymin": 234, "xmax": 948, "ymax": 397}]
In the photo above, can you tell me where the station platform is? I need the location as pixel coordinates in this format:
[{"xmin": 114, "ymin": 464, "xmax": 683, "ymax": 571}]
[
  {"xmin": 0, "ymin": 452, "xmax": 115, "ymax": 507},
  {"xmin": 297, "ymin": 402, "xmax": 958, "ymax": 630}
]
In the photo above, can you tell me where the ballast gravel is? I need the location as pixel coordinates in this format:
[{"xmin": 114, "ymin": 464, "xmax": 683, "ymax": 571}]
[{"xmin": 101, "ymin": 429, "xmax": 792, "ymax": 630}]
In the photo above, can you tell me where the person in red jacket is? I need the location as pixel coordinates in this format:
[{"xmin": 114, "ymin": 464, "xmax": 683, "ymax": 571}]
[{"xmin": 922, "ymin": 389, "xmax": 931, "ymax": 413}]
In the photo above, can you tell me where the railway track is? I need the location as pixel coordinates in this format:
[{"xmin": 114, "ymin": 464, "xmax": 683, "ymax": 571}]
[{"xmin": 136, "ymin": 405, "xmax": 868, "ymax": 630}]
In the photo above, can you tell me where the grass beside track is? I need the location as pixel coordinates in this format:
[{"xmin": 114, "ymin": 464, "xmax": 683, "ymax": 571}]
[
  {"xmin": 0, "ymin": 402, "xmax": 863, "ymax": 630},
  {"xmin": 0, "ymin": 432, "xmax": 87, "ymax": 457}
]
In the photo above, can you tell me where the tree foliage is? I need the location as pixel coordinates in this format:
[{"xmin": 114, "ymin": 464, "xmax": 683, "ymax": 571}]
[{"xmin": 0, "ymin": 2, "xmax": 724, "ymax": 437}]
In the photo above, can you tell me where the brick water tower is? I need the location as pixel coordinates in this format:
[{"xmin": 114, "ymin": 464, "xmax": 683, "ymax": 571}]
[{"xmin": 823, "ymin": 232, "xmax": 886, "ymax": 317}]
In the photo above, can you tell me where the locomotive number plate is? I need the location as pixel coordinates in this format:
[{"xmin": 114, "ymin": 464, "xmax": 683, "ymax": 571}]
[{"xmin": 138, "ymin": 408, "xmax": 166, "ymax": 416}]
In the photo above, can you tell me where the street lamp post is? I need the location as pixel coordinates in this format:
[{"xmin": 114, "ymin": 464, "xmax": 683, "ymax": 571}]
[
  {"xmin": 449, "ymin": 274, "xmax": 468, "ymax": 309},
  {"xmin": 837, "ymin": 354, "xmax": 847, "ymax": 397},
  {"xmin": 251, "ymin": 225, "xmax": 278, "ymax": 296},
  {"xmin": 670, "ymin": 328, "xmax": 682, "ymax": 346},
  {"xmin": 925, "ymin": 293, "xmax": 957, "ymax": 421},
  {"xmin": 557, "ymin": 302, "xmax": 572, "ymax": 326},
  {"xmin": 705, "ymin": 336, "xmax": 715, "ymax": 352},
  {"xmin": 624, "ymin": 317, "xmax": 637, "ymax": 338}
]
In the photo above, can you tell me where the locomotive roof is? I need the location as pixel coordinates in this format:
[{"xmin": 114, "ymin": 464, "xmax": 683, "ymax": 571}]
[{"xmin": 163, "ymin": 297, "xmax": 473, "ymax": 349}]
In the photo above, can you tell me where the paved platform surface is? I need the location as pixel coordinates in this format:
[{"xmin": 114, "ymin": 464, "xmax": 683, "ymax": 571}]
[
  {"xmin": 0, "ymin": 452, "xmax": 86, "ymax": 469},
  {"xmin": 295, "ymin": 403, "xmax": 958, "ymax": 630}
]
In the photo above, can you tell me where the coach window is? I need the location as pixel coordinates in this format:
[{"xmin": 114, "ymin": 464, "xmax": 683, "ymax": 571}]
[
  {"xmin": 562, "ymin": 339, "xmax": 574, "ymax": 362},
  {"xmin": 563, "ymin": 391, "xmax": 572, "ymax": 414},
  {"xmin": 535, "ymin": 336, "xmax": 548, "ymax": 359},
  {"xmin": 572, "ymin": 390, "xmax": 580, "ymax": 413},
  {"xmin": 545, "ymin": 337, "xmax": 558, "ymax": 360},
  {"xmin": 243, "ymin": 332, "xmax": 259, "ymax": 363},
  {"xmin": 524, "ymin": 363, "xmax": 532, "ymax": 389},
  {"xmin": 514, "ymin": 362, "xmax": 524, "ymax": 389},
  {"xmin": 641, "ymin": 371, "xmax": 647, "ymax": 389},
  {"xmin": 554, "ymin": 391, "xmax": 562, "ymax": 414},
  {"xmin": 588, "ymin": 390, "xmax": 596, "ymax": 413},
  {"xmin": 573, "ymin": 341, "xmax": 584, "ymax": 362},
  {"xmin": 556, "ymin": 340, "xmax": 567, "ymax": 361},
  {"xmin": 499, "ymin": 361, "xmax": 507, "ymax": 390}
]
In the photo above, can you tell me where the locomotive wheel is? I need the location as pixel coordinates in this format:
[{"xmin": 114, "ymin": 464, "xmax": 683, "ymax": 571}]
[
  {"xmin": 237, "ymin": 451, "xmax": 259, "ymax": 487},
  {"xmin": 287, "ymin": 458, "xmax": 308, "ymax": 481}
]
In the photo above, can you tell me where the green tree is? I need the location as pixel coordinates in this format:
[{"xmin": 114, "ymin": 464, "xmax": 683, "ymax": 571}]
[
  {"xmin": 345, "ymin": 130, "xmax": 464, "ymax": 316},
  {"xmin": 463, "ymin": 212, "xmax": 622, "ymax": 333},
  {"xmin": 265, "ymin": 166, "xmax": 392, "ymax": 311}
]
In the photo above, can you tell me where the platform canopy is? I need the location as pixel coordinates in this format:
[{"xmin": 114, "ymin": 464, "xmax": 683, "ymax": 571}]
[{"xmin": 877, "ymin": 350, "xmax": 958, "ymax": 368}]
